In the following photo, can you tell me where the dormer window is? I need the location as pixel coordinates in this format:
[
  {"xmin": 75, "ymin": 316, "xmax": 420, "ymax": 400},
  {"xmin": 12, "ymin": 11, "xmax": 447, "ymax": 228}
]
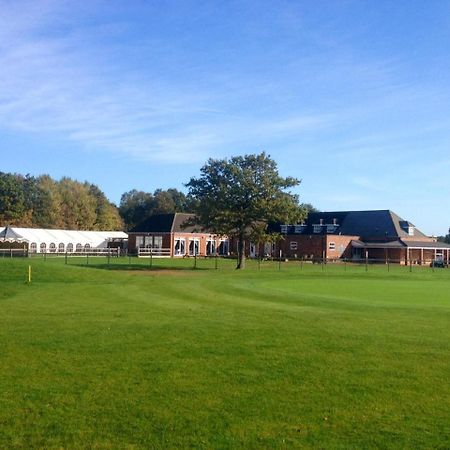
[
  {"xmin": 313, "ymin": 225, "xmax": 321, "ymax": 234},
  {"xmin": 400, "ymin": 220, "xmax": 415, "ymax": 236},
  {"xmin": 326, "ymin": 224, "xmax": 336, "ymax": 233},
  {"xmin": 280, "ymin": 225, "xmax": 288, "ymax": 234}
]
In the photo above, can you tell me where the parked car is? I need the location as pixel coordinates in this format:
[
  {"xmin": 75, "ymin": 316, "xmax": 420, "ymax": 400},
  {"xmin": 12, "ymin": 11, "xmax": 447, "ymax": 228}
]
[{"xmin": 430, "ymin": 258, "xmax": 446, "ymax": 268}]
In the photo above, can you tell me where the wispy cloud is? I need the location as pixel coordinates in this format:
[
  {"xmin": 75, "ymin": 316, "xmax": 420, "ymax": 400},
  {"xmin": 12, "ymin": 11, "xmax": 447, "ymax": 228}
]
[{"xmin": 0, "ymin": 2, "xmax": 337, "ymax": 164}]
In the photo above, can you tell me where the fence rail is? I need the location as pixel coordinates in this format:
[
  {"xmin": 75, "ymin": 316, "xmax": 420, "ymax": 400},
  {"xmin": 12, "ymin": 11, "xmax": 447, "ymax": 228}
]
[
  {"xmin": 0, "ymin": 248, "xmax": 122, "ymax": 258},
  {"xmin": 137, "ymin": 247, "xmax": 171, "ymax": 257}
]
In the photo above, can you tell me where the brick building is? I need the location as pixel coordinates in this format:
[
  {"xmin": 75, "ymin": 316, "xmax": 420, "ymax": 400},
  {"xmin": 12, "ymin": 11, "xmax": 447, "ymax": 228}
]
[
  {"xmin": 128, "ymin": 213, "xmax": 230, "ymax": 257},
  {"xmin": 260, "ymin": 210, "xmax": 450, "ymax": 265}
]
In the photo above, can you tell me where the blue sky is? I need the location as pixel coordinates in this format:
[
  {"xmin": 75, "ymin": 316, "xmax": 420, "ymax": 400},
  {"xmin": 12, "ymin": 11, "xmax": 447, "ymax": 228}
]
[{"xmin": 1, "ymin": 1, "xmax": 449, "ymax": 235}]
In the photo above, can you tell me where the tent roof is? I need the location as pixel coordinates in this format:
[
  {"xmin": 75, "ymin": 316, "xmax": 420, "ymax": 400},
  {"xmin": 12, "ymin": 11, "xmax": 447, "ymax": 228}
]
[{"xmin": 0, "ymin": 226, "xmax": 26, "ymax": 242}]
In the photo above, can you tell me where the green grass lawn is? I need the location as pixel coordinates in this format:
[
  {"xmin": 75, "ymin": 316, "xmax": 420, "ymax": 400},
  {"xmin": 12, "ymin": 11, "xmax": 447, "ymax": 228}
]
[{"xmin": 0, "ymin": 257, "xmax": 449, "ymax": 449}]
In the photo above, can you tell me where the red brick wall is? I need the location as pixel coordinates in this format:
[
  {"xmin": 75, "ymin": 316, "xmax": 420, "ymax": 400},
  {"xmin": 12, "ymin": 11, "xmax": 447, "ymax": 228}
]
[{"xmin": 274, "ymin": 234, "xmax": 358, "ymax": 260}]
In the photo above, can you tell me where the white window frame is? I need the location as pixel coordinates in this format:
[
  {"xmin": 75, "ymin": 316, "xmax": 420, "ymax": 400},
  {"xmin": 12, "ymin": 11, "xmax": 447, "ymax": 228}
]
[
  {"xmin": 218, "ymin": 240, "xmax": 229, "ymax": 255},
  {"xmin": 174, "ymin": 238, "xmax": 186, "ymax": 256},
  {"xmin": 189, "ymin": 238, "xmax": 200, "ymax": 256},
  {"xmin": 206, "ymin": 239, "xmax": 216, "ymax": 255}
]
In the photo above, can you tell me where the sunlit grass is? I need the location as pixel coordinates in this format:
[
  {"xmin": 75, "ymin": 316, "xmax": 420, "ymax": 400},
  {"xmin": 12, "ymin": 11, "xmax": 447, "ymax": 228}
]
[{"xmin": 0, "ymin": 257, "xmax": 449, "ymax": 448}]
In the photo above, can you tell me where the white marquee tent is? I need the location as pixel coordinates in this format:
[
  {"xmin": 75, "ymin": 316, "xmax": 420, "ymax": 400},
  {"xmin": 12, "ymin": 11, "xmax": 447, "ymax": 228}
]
[{"xmin": 0, "ymin": 226, "xmax": 127, "ymax": 253}]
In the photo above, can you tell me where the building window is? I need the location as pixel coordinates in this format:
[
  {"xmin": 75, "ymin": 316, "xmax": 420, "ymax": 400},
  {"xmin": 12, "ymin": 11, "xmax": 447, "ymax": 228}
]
[
  {"xmin": 49, "ymin": 243, "xmax": 56, "ymax": 253},
  {"xmin": 58, "ymin": 243, "xmax": 65, "ymax": 253},
  {"xmin": 153, "ymin": 236, "xmax": 163, "ymax": 249},
  {"xmin": 264, "ymin": 242, "xmax": 274, "ymax": 256},
  {"xmin": 67, "ymin": 243, "xmax": 74, "ymax": 253},
  {"xmin": 280, "ymin": 225, "xmax": 288, "ymax": 234},
  {"xmin": 206, "ymin": 239, "xmax": 216, "ymax": 255},
  {"xmin": 329, "ymin": 242, "xmax": 336, "ymax": 251},
  {"xmin": 189, "ymin": 239, "xmax": 200, "ymax": 256},
  {"xmin": 408, "ymin": 227, "xmax": 414, "ymax": 236},
  {"xmin": 76, "ymin": 243, "xmax": 83, "ymax": 252},
  {"xmin": 174, "ymin": 238, "xmax": 186, "ymax": 256},
  {"xmin": 30, "ymin": 242, "xmax": 37, "ymax": 253},
  {"xmin": 313, "ymin": 225, "xmax": 321, "ymax": 234},
  {"xmin": 136, "ymin": 236, "xmax": 144, "ymax": 248},
  {"xmin": 218, "ymin": 240, "xmax": 229, "ymax": 255},
  {"xmin": 294, "ymin": 225, "xmax": 305, "ymax": 234},
  {"xmin": 40, "ymin": 243, "xmax": 47, "ymax": 253},
  {"xmin": 84, "ymin": 244, "xmax": 91, "ymax": 251},
  {"xmin": 144, "ymin": 236, "xmax": 152, "ymax": 248},
  {"xmin": 290, "ymin": 241, "xmax": 298, "ymax": 250}
]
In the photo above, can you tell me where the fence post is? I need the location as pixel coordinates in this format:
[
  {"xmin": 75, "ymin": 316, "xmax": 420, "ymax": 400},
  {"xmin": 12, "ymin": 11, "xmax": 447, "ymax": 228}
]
[
  {"xmin": 387, "ymin": 258, "xmax": 390, "ymax": 272},
  {"xmin": 65, "ymin": 252, "xmax": 68, "ymax": 265},
  {"xmin": 108, "ymin": 249, "xmax": 111, "ymax": 268},
  {"xmin": 365, "ymin": 251, "xmax": 368, "ymax": 272},
  {"xmin": 215, "ymin": 253, "xmax": 218, "ymax": 270},
  {"xmin": 86, "ymin": 253, "xmax": 89, "ymax": 265},
  {"xmin": 300, "ymin": 257, "xmax": 303, "ymax": 271},
  {"xmin": 409, "ymin": 258, "xmax": 412, "ymax": 273},
  {"xmin": 150, "ymin": 247, "xmax": 153, "ymax": 269},
  {"xmin": 278, "ymin": 250, "xmax": 282, "ymax": 271}
]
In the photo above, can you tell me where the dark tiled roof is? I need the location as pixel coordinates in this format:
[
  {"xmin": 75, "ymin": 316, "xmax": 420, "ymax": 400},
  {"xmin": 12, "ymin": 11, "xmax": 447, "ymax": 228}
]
[
  {"xmin": 279, "ymin": 210, "xmax": 428, "ymax": 240},
  {"xmin": 131, "ymin": 213, "xmax": 201, "ymax": 233},
  {"xmin": 402, "ymin": 240, "xmax": 450, "ymax": 249},
  {"xmin": 353, "ymin": 239, "xmax": 406, "ymax": 249},
  {"xmin": 172, "ymin": 213, "xmax": 201, "ymax": 233},
  {"xmin": 131, "ymin": 214, "xmax": 176, "ymax": 233}
]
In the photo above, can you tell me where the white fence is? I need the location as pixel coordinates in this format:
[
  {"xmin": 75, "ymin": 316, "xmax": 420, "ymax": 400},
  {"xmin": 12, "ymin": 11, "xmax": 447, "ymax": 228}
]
[
  {"xmin": 0, "ymin": 248, "xmax": 122, "ymax": 257},
  {"xmin": 137, "ymin": 247, "xmax": 171, "ymax": 257}
]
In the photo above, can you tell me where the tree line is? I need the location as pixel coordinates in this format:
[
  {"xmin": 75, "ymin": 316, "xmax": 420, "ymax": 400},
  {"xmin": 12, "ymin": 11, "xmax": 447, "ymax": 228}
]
[{"xmin": 0, "ymin": 172, "xmax": 190, "ymax": 231}]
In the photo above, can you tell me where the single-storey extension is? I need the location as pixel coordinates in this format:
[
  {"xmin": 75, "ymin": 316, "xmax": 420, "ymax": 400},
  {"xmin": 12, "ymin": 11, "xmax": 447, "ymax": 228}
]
[{"xmin": 128, "ymin": 213, "xmax": 230, "ymax": 257}]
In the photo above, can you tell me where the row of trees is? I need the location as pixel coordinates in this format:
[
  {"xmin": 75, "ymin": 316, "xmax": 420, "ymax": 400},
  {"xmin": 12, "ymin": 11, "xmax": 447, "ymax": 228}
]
[
  {"xmin": 0, "ymin": 173, "xmax": 122, "ymax": 230},
  {"xmin": 0, "ymin": 172, "xmax": 191, "ymax": 231}
]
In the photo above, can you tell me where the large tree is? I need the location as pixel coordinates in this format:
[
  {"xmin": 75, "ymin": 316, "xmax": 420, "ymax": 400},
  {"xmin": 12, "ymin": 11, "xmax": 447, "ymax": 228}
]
[{"xmin": 185, "ymin": 152, "xmax": 305, "ymax": 269}]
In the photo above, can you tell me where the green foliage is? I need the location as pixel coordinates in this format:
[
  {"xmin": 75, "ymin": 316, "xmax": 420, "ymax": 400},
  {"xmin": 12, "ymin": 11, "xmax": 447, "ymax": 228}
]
[
  {"xmin": 437, "ymin": 228, "xmax": 450, "ymax": 244},
  {"xmin": 119, "ymin": 188, "xmax": 188, "ymax": 230},
  {"xmin": 185, "ymin": 152, "xmax": 305, "ymax": 268},
  {"xmin": 0, "ymin": 172, "xmax": 122, "ymax": 230},
  {"xmin": 0, "ymin": 172, "xmax": 31, "ymax": 225},
  {"xmin": 0, "ymin": 258, "xmax": 449, "ymax": 448}
]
